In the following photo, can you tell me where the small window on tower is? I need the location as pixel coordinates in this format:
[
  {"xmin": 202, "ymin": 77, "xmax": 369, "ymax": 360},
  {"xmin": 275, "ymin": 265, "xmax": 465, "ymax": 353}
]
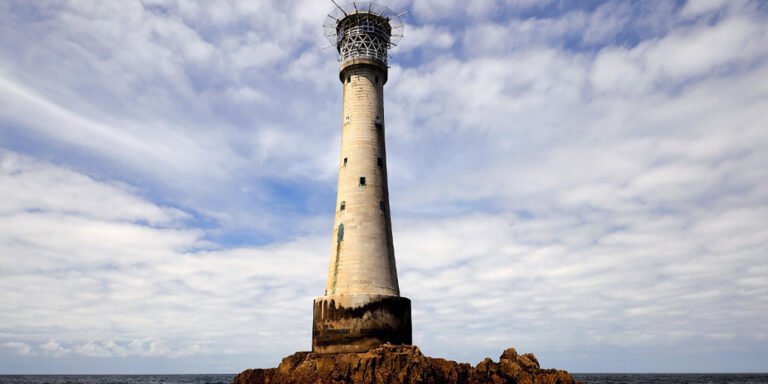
[
  {"xmin": 359, "ymin": 177, "xmax": 366, "ymax": 186},
  {"xmin": 340, "ymin": 201, "xmax": 346, "ymax": 211},
  {"xmin": 377, "ymin": 157, "xmax": 382, "ymax": 167},
  {"xmin": 375, "ymin": 76, "xmax": 379, "ymax": 83},
  {"xmin": 346, "ymin": 76, "xmax": 350, "ymax": 84},
  {"xmin": 375, "ymin": 115, "xmax": 382, "ymax": 130},
  {"xmin": 379, "ymin": 201, "xmax": 385, "ymax": 212},
  {"xmin": 337, "ymin": 223, "xmax": 344, "ymax": 242},
  {"xmin": 343, "ymin": 158, "xmax": 348, "ymax": 166}
]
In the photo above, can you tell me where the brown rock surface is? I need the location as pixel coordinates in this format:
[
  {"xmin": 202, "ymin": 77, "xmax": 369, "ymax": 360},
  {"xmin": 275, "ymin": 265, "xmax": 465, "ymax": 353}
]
[{"xmin": 232, "ymin": 344, "xmax": 577, "ymax": 384}]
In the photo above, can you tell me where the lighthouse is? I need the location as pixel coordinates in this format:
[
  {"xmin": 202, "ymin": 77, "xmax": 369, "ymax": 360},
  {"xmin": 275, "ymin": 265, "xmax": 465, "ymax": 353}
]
[{"xmin": 312, "ymin": 2, "xmax": 411, "ymax": 354}]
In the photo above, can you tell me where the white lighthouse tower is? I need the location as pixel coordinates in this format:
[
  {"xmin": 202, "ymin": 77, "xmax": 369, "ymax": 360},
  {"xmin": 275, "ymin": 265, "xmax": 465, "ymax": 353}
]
[{"xmin": 312, "ymin": 1, "xmax": 411, "ymax": 354}]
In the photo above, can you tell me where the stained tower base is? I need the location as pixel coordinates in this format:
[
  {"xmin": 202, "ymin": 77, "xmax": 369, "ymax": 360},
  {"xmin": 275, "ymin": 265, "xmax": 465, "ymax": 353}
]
[{"xmin": 312, "ymin": 293, "xmax": 411, "ymax": 354}]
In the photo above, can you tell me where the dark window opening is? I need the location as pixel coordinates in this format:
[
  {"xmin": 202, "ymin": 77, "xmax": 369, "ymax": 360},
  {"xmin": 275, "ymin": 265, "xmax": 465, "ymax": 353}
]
[
  {"xmin": 379, "ymin": 201, "xmax": 385, "ymax": 212},
  {"xmin": 377, "ymin": 157, "xmax": 382, "ymax": 167},
  {"xmin": 343, "ymin": 157, "xmax": 348, "ymax": 166},
  {"xmin": 337, "ymin": 223, "xmax": 344, "ymax": 242},
  {"xmin": 375, "ymin": 115, "xmax": 382, "ymax": 130},
  {"xmin": 359, "ymin": 177, "xmax": 366, "ymax": 186},
  {"xmin": 340, "ymin": 201, "xmax": 345, "ymax": 211},
  {"xmin": 346, "ymin": 76, "xmax": 350, "ymax": 83},
  {"xmin": 375, "ymin": 76, "xmax": 379, "ymax": 83}
]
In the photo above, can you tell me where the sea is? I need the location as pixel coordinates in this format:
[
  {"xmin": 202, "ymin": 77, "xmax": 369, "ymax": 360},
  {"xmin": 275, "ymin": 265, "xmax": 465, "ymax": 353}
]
[
  {"xmin": 572, "ymin": 374, "xmax": 768, "ymax": 384},
  {"xmin": 0, "ymin": 374, "xmax": 767, "ymax": 383},
  {"xmin": 0, "ymin": 376, "xmax": 233, "ymax": 384}
]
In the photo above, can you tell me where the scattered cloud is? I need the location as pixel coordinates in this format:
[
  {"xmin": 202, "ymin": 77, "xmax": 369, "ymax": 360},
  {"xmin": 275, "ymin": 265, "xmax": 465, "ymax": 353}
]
[
  {"xmin": 3, "ymin": 342, "xmax": 36, "ymax": 357},
  {"xmin": 680, "ymin": 0, "xmax": 729, "ymax": 18},
  {"xmin": 39, "ymin": 340, "xmax": 69, "ymax": 358},
  {"xmin": 397, "ymin": 24, "xmax": 455, "ymax": 53},
  {"xmin": 0, "ymin": 151, "xmax": 325, "ymax": 368}
]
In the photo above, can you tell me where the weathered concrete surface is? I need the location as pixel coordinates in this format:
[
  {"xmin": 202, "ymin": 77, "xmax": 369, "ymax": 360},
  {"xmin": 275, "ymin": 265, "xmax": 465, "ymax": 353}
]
[
  {"xmin": 232, "ymin": 344, "xmax": 577, "ymax": 384},
  {"xmin": 312, "ymin": 294, "xmax": 411, "ymax": 353},
  {"xmin": 326, "ymin": 63, "xmax": 399, "ymax": 297}
]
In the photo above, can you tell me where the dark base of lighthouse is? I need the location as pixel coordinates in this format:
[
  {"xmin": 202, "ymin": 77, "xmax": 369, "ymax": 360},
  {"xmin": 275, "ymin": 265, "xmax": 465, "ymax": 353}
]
[{"xmin": 312, "ymin": 293, "xmax": 411, "ymax": 354}]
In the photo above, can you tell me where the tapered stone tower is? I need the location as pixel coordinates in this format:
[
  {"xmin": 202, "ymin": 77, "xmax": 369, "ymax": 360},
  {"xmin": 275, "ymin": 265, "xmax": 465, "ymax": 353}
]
[{"xmin": 312, "ymin": 2, "xmax": 411, "ymax": 354}]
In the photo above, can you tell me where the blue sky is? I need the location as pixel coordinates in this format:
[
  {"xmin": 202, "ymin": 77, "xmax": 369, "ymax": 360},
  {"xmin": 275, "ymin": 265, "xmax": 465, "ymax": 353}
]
[{"xmin": 1, "ymin": 0, "xmax": 767, "ymax": 374}]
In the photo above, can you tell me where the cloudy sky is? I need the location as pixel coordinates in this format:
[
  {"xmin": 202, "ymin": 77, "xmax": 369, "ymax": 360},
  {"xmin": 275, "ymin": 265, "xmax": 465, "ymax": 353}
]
[{"xmin": 1, "ymin": 0, "xmax": 767, "ymax": 375}]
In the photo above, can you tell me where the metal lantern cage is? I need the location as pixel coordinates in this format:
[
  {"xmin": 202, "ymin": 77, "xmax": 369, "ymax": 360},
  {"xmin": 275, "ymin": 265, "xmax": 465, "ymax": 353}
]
[{"xmin": 323, "ymin": 1, "xmax": 405, "ymax": 66}]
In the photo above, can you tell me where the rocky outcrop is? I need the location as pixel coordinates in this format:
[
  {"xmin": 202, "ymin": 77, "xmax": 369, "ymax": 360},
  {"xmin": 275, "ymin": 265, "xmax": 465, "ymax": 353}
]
[{"xmin": 233, "ymin": 344, "xmax": 577, "ymax": 384}]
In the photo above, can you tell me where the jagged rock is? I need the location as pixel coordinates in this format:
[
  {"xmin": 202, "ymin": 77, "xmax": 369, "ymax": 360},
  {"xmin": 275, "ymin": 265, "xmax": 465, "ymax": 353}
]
[{"xmin": 232, "ymin": 344, "xmax": 576, "ymax": 384}]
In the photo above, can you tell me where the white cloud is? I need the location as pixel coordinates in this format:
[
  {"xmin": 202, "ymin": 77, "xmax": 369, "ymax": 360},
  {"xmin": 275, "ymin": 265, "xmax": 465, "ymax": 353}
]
[
  {"xmin": 0, "ymin": 151, "xmax": 326, "ymax": 368},
  {"xmin": 397, "ymin": 207, "xmax": 767, "ymax": 360},
  {"xmin": 397, "ymin": 24, "xmax": 455, "ymax": 53},
  {"xmin": 0, "ymin": 0, "xmax": 351, "ymax": 238},
  {"xmin": 71, "ymin": 338, "xmax": 200, "ymax": 358},
  {"xmin": 0, "ymin": 74, "xmax": 241, "ymax": 192},
  {"xmin": 39, "ymin": 340, "xmax": 70, "ymax": 357},
  {"xmin": 582, "ymin": 1, "xmax": 632, "ymax": 45},
  {"xmin": 412, "ymin": 0, "xmax": 550, "ymax": 21},
  {"xmin": 411, "ymin": 0, "xmax": 464, "ymax": 21},
  {"xmin": 380, "ymin": 4, "xmax": 768, "ymax": 368},
  {"xmin": 0, "ymin": 150, "xmax": 187, "ymax": 225},
  {"xmin": 31, "ymin": 337, "xmax": 203, "ymax": 358},
  {"xmin": 3, "ymin": 342, "xmax": 35, "ymax": 357},
  {"xmin": 590, "ymin": 15, "xmax": 767, "ymax": 95},
  {"xmin": 680, "ymin": 0, "xmax": 729, "ymax": 18},
  {"xmin": 74, "ymin": 341, "xmax": 125, "ymax": 358},
  {"xmin": 462, "ymin": 13, "xmax": 588, "ymax": 54},
  {"xmin": 228, "ymin": 33, "xmax": 288, "ymax": 71},
  {"xmin": 225, "ymin": 86, "xmax": 267, "ymax": 104}
]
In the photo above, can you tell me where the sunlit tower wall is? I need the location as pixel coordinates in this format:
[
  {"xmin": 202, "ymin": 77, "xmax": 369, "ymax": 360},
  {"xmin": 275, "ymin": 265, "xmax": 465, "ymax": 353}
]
[{"xmin": 312, "ymin": 1, "xmax": 411, "ymax": 354}]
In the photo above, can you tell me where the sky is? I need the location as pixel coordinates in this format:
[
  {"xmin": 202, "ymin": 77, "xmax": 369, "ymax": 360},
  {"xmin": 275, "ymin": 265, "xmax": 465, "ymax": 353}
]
[{"xmin": 0, "ymin": 0, "xmax": 767, "ymax": 375}]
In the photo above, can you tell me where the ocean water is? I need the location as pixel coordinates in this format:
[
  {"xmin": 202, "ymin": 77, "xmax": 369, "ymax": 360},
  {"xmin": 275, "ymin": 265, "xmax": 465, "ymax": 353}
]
[
  {"xmin": 0, "ymin": 374, "xmax": 767, "ymax": 383},
  {"xmin": 572, "ymin": 373, "xmax": 768, "ymax": 384},
  {"xmin": 0, "ymin": 375, "xmax": 234, "ymax": 384}
]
